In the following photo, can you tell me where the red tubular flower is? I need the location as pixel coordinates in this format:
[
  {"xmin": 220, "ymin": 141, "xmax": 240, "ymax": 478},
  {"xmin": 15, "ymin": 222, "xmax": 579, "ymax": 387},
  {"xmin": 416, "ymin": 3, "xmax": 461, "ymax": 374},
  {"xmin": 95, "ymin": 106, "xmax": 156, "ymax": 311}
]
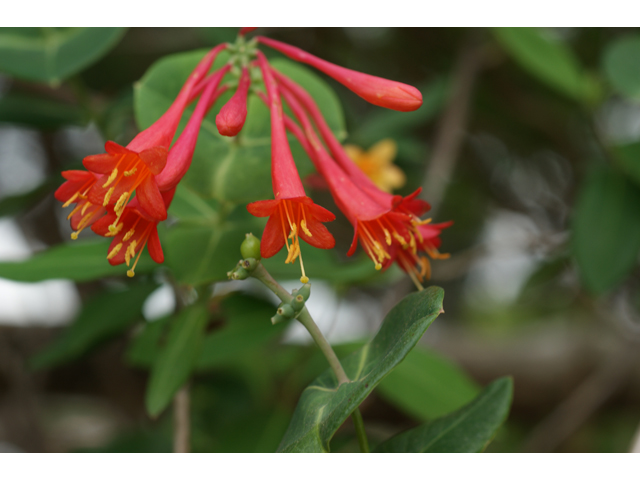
[
  {"xmin": 91, "ymin": 189, "xmax": 176, "ymax": 277},
  {"xmin": 239, "ymin": 27, "xmax": 257, "ymax": 36},
  {"xmin": 215, "ymin": 66, "xmax": 250, "ymax": 137},
  {"xmin": 258, "ymin": 36, "xmax": 423, "ymax": 112},
  {"xmin": 247, "ymin": 52, "xmax": 335, "ymax": 283},
  {"xmin": 156, "ymin": 66, "xmax": 230, "ymax": 191},
  {"xmin": 81, "ymin": 44, "xmax": 228, "ymax": 237},
  {"xmin": 280, "ymin": 85, "xmax": 450, "ymax": 288},
  {"xmin": 55, "ymin": 170, "xmax": 106, "ymax": 239}
]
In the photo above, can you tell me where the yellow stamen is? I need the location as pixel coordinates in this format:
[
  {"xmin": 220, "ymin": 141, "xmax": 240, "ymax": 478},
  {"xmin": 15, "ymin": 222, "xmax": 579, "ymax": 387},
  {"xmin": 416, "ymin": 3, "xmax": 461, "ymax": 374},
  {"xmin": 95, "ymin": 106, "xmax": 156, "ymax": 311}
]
[
  {"xmin": 107, "ymin": 243, "xmax": 123, "ymax": 260},
  {"xmin": 383, "ymin": 228, "xmax": 392, "ymax": 246},
  {"xmin": 114, "ymin": 192, "xmax": 130, "ymax": 216},
  {"xmin": 123, "ymin": 228, "xmax": 135, "ymax": 241},
  {"xmin": 102, "ymin": 168, "xmax": 118, "ymax": 188},
  {"xmin": 70, "ymin": 232, "xmax": 78, "ymax": 240},
  {"xmin": 106, "ymin": 223, "xmax": 124, "ymax": 237},
  {"xmin": 103, "ymin": 187, "xmax": 115, "ymax": 206},
  {"xmin": 300, "ymin": 218, "xmax": 312, "ymax": 237},
  {"xmin": 66, "ymin": 204, "xmax": 83, "ymax": 220},
  {"xmin": 81, "ymin": 201, "xmax": 92, "ymax": 216},
  {"xmin": 123, "ymin": 167, "xmax": 137, "ymax": 177},
  {"xmin": 62, "ymin": 192, "xmax": 79, "ymax": 208},
  {"xmin": 125, "ymin": 240, "xmax": 138, "ymax": 266}
]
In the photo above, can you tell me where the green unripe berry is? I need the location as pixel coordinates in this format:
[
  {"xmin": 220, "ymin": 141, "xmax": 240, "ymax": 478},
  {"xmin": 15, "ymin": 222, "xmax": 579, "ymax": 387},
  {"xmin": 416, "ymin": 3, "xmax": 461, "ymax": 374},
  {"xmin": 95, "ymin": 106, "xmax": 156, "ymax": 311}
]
[
  {"xmin": 297, "ymin": 283, "xmax": 311, "ymax": 301},
  {"xmin": 243, "ymin": 257, "xmax": 258, "ymax": 272},
  {"xmin": 232, "ymin": 267, "xmax": 249, "ymax": 280},
  {"xmin": 241, "ymin": 233, "xmax": 261, "ymax": 260},
  {"xmin": 271, "ymin": 313, "xmax": 288, "ymax": 325},
  {"xmin": 277, "ymin": 303, "xmax": 295, "ymax": 318},
  {"xmin": 291, "ymin": 294, "xmax": 305, "ymax": 312}
]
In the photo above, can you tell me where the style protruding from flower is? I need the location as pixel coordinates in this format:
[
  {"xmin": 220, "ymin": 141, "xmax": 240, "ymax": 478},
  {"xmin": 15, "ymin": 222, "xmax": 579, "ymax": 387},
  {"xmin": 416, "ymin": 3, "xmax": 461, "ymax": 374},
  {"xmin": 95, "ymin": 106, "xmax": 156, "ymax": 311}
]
[
  {"xmin": 247, "ymin": 52, "xmax": 335, "ymax": 284},
  {"xmin": 257, "ymin": 36, "xmax": 423, "ymax": 112}
]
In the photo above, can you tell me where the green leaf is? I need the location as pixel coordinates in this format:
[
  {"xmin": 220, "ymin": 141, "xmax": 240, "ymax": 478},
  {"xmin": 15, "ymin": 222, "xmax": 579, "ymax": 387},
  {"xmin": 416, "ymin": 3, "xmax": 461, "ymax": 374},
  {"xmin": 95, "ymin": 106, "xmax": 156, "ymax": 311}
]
[
  {"xmin": 572, "ymin": 166, "xmax": 640, "ymax": 294},
  {"xmin": 145, "ymin": 303, "xmax": 209, "ymax": 416},
  {"xmin": 492, "ymin": 27, "xmax": 598, "ymax": 103},
  {"xmin": 125, "ymin": 316, "xmax": 170, "ymax": 368},
  {"xmin": 615, "ymin": 141, "xmax": 640, "ymax": 187},
  {"xmin": 603, "ymin": 34, "xmax": 640, "ymax": 101},
  {"xmin": 196, "ymin": 294, "xmax": 288, "ymax": 370},
  {"xmin": 0, "ymin": 240, "xmax": 155, "ymax": 282},
  {"xmin": 277, "ymin": 286, "xmax": 444, "ymax": 453},
  {"xmin": 377, "ymin": 347, "xmax": 480, "ymax": 421},
  {"xmin": 374, "ymin": 377, "xmax": 513, "ymax": 453},
  {"xmin": 30, "ymin": 282, "xmax": 157, "ymax": 370},
  {"xmin": 0, "ymin": 27, "xmax": 127, "ymax": 85},
  {"xmin": 0, "ymin": 93, "xmax": 84, "ymax": 129},
  {"xmin": 134, "ymin": 50, "xmax": 344, "ymax": 204}
]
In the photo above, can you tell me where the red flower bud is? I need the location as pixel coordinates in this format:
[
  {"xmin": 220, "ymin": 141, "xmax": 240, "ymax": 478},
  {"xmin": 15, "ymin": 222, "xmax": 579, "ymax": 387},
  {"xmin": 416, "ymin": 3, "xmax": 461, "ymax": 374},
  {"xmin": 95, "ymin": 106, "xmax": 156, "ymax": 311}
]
[
  {"xmin": 215, "ymin": 67, "xmax": 250, "ymax": 137},
  {"xmin": 257, "ymin": 36, "xmax": 422, "ymax": 112}
]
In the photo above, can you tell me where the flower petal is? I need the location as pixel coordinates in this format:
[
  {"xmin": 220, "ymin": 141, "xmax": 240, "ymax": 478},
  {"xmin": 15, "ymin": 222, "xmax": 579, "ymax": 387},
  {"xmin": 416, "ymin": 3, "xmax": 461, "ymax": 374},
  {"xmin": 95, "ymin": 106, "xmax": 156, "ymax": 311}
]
[
  {"xmin": 299, "ymin": 219, "xmax": 335, "ymax": 250},
  {"xmin": 260, "ymin": 213, "xmax": 287, "ymax": 258},
  {"xmin": 147, "ymin": 227, "xmax": 164, "ymax": 263},
  {"xmin": 139, "ymin": 146, "xmax": 168, "ymax": 176},
  {"xmin": 136, "ymin": 175, "xmax": 167, "ymax": 221},
  {"xmin": 247, "ymin": 199, "xmax": 280, "ymax": 217}
]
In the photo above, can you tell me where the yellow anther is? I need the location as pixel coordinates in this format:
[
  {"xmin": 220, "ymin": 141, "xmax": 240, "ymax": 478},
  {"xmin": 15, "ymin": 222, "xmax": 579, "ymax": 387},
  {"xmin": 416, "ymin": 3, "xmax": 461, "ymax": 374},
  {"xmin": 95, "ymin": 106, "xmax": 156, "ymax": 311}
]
[
  {"xmin": 62, "ymin": 192, "xmax": 79, "ymax": 208},
  {"xmin": 124, "ymin": 167, "xmax": 137, "ymax": 177},
  {"xmin": 392, "ymin": 231, "xmax": 407, "ymax": 246},
  {"xmin": 416, "ymin": 217, "xmax": 432, "ymax": 226},
  {"xmin": 288, "ymin": 223, "xmax": 298, "ymax": 240},
  {"xmin": 127, "ymin": 269, "xmax": 135, "ymax": 277},
  {"xmin": 103, "ymin": 187, "xmax": 115, "ymax": 206},
  {"xmin": 123, "ymin": 229, "xmax": 135, "ymax": 241},
  {"xmin": 81, "ymin": 201, "xmax": 91, "ymax": 216},
  {"xmin": 125, "ymin": 240, "xmax": 137, "ymax": 266},
  {"xmin": 66, "ymin": 204, "xmax": 83, "ymax": 220},
  {"xmin": 300, "ymin": 219, "xmax": 312, "ymax": 237},
  {"xmin": 409, "ymin": 234, "xmax": 417, "ymax": 254},
  {"xmin": 106, "ymin": 222, "xmax": 123, "ymax": 237},
  {"xmin": 107, "ymin": 243, "xmax": 123, "ymax": 260},
  {"xmin": 114, "ymin": 192, "xmax": 130, "ymax": 215},
  {"xmin": 77, "ymin": 212, "xmax": 93, "ymax": 230},
  {"xmin": 102, "ymin": 168, "xmax": 118, "ymax": 188},
  {"xmin": 375, "ymin": 263, "xmax": 382, "ymax": 271},
  {"xmin": 383, "ymin": 228, "xmax": 392, "ymax": 246},
  {"xmin": 70, "ymin": 232, "xmax": 79, "ymax": 240}
]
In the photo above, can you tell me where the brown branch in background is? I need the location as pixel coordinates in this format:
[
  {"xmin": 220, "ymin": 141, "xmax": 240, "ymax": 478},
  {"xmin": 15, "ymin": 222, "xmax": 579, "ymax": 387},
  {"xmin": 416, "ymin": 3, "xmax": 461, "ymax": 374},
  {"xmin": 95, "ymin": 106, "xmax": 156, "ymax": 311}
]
[
  {"xmin": 422, "ymin": 40, "xmax": 489, "ymax": 217},
  {"xmin": 522, "ymin": 345, "xmax": 635, "ymax": 453},
  {"xmin": 173, "ymin": 384, "xmax": 190, "ymax": 453}
]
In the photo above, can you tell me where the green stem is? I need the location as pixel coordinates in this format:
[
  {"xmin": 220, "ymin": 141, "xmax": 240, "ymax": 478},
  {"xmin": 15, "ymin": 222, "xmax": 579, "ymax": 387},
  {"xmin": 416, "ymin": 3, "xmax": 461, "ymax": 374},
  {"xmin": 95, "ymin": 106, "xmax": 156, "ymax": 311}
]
[
  {"xmin": 252, "ymin": 264, "xmax": 349, "ymax": 385},
  {"xmin": 351, "ymin": 407, "xmax": 370, "ymax": 453},
  {"xmin": 252, "ymin": 263, "xmax": 370, "ymax": 452}
]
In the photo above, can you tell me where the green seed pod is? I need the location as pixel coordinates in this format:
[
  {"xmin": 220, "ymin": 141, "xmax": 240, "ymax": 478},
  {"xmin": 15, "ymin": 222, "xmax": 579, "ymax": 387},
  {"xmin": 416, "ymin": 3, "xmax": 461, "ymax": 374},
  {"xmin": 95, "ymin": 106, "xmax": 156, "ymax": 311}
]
[
  {"xmin": 243, "ymin": 257, "xmax": 258, "ymax": 272},
  {"xmin": 277, "ymin": 303, "xmax": 295, "ymax": 318},
  {"xmin": 240, "ymin": 233, "xmax": 261, "ymax": 260},
  {"xmin": 297, "ymin": 283, "xmax": 311, "ymax": 301},
  {"xmin": 291, "ymin": 294, "xmax": 305, "ymax": 312},
  {"xmin": 271, "ymin": 313, "xmax": 288, "ymax": 325},
  {"xmin": 232, "ymin": 267, "xmax": 249, "ymax": 280}
]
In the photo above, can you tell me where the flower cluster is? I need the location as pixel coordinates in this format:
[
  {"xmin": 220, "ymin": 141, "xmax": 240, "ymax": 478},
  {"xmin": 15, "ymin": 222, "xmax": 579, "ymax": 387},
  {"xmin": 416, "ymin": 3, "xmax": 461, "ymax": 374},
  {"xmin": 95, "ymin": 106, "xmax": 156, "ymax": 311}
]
[{"xmin": 55, "ymin": 29, "xmax": 451, "ymax": 288}]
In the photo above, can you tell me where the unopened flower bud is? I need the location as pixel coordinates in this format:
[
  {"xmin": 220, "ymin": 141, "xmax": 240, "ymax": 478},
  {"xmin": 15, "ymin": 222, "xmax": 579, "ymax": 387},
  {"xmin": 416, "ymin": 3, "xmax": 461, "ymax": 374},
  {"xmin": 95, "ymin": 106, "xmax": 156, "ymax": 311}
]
[
  {"xmin": 241, "ymin": 233, "xmax": 261, "ymax": 260},
  {"xmin": 216, "ymin": 67, "xmax": 251, "ymax": 136}
]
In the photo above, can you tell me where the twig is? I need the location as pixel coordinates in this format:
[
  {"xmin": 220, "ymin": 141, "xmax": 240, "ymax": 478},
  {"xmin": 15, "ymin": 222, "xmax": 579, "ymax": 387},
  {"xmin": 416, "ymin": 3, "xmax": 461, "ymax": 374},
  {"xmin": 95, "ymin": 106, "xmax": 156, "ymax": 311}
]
[
  {"xmin": 522, "ymin": 346, "xmax": 634, "ymax": 453},
  {"xmin": 173, "ymin": 384, "xmax": 190, "ymax": 453},
  {"xmin": 422, "ymin": 40, "xmax": 488, "ymax": 217}
]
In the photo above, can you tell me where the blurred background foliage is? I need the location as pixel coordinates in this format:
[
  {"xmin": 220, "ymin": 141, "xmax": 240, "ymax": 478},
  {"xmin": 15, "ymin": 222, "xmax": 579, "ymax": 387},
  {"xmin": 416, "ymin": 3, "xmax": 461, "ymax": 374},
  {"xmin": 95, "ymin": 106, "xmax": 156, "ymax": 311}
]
[{"xmin": 1, "ymin": 27, "xmax": 640, "ymax": 452}]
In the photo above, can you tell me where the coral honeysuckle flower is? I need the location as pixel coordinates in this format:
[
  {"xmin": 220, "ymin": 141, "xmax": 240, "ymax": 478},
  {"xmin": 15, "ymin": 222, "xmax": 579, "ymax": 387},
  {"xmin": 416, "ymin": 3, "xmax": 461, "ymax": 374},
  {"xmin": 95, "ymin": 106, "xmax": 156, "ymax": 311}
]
[
  {"xmin": 215, "ymin": 66, "xmax": 251, "ymax": 137},
  {"xmin": 54, "ymin": 170, "xmax": 106, "ymax": 239},
  {"xmin": 79, "ymin": 44, "xmax": 228, "ymax": 238},
  {"xmin": 344, "ymin": 139, "xmax": 406, "ymax": 193},
  {"xmin": 257, "ymin": 36, "xmax": 423, "ymax": 112},
  {"xmin": 91, "ymin": 189, "xmax": 176, "ymax": 277},
  {"xmin": 280, "ymin": 87, "xmax": 451, "ymax": 288},
  {"xmin": 156, "ymin": 65, "xmax": 230, "ymax": 191},
  {"xmin": 275, "ymin": 70, "xmax": 452, "ymax": 256},
  {"xmin": 280, "ymin": 88, "xmax": 409, "ymax": 271},
  {"xmin": 247, "ymin": 52, "xmax": 335, "ymax": 284}
]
